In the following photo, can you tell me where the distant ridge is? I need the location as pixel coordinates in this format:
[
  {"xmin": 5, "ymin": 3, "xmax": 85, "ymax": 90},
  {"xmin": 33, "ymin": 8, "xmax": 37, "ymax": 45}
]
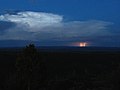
[
  {"xmin": 37, "ymin": 46, "xmax": 120, "ymax": 53},
  {"xmin": 1, "ymin": 46, "xmax": 120, "ymax": 53}
]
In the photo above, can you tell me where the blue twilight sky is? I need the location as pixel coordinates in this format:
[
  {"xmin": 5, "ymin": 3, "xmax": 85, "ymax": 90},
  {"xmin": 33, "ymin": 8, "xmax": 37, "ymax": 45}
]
[{"xmin": 0, "ymin": 0, "xmax": 120, "ymax": 47}]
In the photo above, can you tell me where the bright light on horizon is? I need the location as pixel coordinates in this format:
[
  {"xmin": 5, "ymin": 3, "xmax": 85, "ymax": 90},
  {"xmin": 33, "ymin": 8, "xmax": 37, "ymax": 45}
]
[
  {"xmin": 79, "ymin": 42, "xmax": 88, "ymax": 47},
  {"xmin": 70, "ymin": 42, "xmax": 90, "ymax": 47}
]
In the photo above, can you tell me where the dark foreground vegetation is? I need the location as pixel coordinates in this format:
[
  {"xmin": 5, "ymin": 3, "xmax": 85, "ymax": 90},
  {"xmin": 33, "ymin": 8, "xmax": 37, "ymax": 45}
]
[{"xmin": 0, "ymin": 44, "xmax": 120, "ymax": 90}]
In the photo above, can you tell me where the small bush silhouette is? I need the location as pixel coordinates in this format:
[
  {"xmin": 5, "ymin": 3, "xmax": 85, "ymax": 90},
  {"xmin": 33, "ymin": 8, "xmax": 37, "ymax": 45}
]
[{"xmin": 16, "ymin": 44, "xmax": 46, "ymax": 90}]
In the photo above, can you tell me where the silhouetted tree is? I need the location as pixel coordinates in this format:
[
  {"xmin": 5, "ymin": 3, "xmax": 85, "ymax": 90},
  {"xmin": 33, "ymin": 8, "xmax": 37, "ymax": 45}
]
[{"xmin": 16, "ymin": 44, "xmax": 46, "ymax": 90}]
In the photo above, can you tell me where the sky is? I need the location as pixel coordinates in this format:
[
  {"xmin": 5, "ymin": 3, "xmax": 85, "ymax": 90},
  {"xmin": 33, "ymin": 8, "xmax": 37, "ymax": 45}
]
[{"xmin": 0, "ymin": 0, "xmax": 120, "ymax": 47}]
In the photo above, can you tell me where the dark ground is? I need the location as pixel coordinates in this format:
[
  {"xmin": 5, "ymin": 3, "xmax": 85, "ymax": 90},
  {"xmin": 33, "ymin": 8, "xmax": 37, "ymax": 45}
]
[{"xmin": 0, "ymin": 47, "xmax": 120, "ymax": 90}]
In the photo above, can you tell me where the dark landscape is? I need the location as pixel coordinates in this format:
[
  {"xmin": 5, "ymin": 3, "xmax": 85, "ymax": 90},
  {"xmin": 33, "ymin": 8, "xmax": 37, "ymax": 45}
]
[
  {"xmin": 0, "ymin": 45, "xmax": 120, "ymax": 90},
  {"xmin": 0, "ymin": 0, "xmax": 120, "ymax": 90}
]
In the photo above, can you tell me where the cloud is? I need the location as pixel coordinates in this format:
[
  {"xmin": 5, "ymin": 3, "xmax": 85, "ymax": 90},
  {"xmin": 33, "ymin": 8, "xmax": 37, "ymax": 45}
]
[
  {"xmin": 0, "ymin": 21, "xmax": 16, "ymax": 35},
  {"xmin": 0, "ymin": 11, "xmax": 63, "ymax": 32},
  {"xmin": 0, "ymin": 11, "xmax": 113, "ymax": 46}
]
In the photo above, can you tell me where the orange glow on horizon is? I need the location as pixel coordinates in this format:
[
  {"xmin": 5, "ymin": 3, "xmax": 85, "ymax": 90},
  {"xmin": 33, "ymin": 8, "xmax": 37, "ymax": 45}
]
[
  {"xmin": 79, "ymin": 42, "xmax": 89, "ymax": 47},
  {"xmin": 70, "ymin": 42, "xmax": 90, "ymax": 47}
]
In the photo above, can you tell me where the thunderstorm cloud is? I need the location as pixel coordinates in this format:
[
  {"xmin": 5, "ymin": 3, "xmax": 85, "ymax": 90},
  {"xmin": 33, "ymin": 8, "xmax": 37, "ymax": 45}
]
[{"xmin": 0, "ymin": 11, "xmax": 114, "ymax": 46}]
